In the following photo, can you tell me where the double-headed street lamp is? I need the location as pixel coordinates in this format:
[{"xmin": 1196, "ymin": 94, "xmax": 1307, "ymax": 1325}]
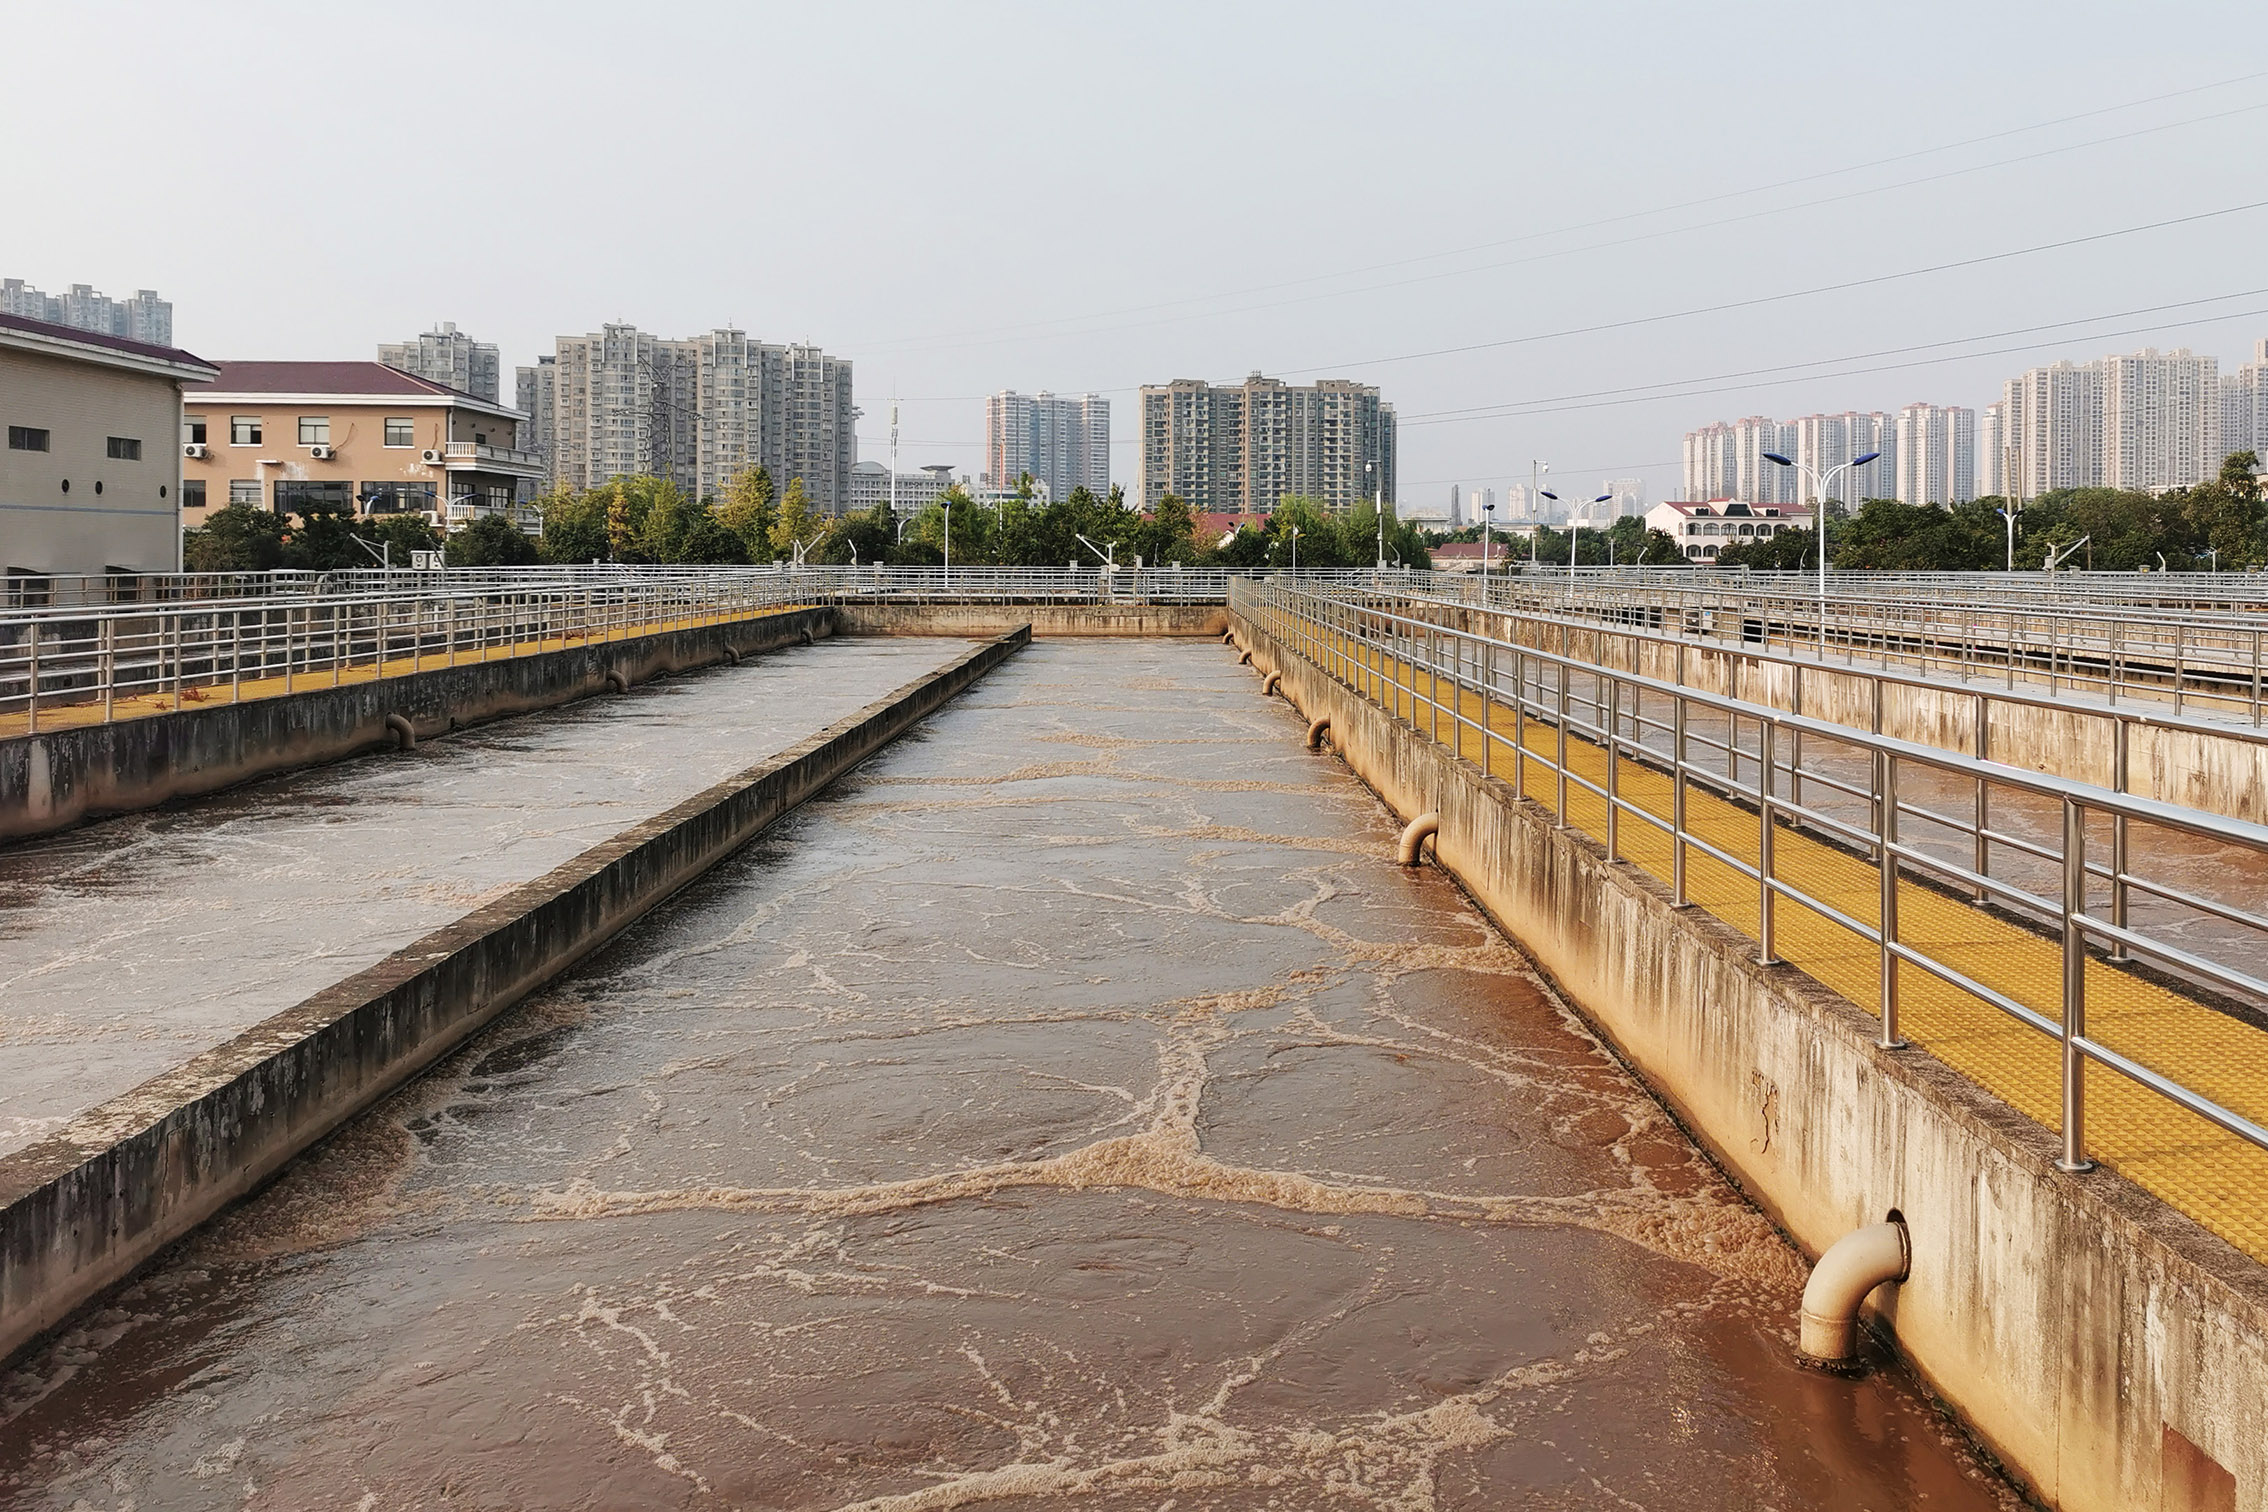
[
  {"xmin": 1540, "ymin": 491, "xmax": 1614, "ymax": 590},
  {"xmin": 1761, "ymin": 449, "xmax": 1879, "ymax": 659}
]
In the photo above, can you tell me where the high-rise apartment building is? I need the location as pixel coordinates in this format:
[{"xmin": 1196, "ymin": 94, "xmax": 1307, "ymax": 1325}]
[
  {"xmin": 1977, "ymin": 402, "xmax": 2007, "ymax": 497},
  {"xmin": 1604, "ymin": 478, "xmax": 1645, "ymax": 517},
  {"xmin": 1894, "ymin": 402, "xmax": 1976, "ymax": 506},
  {"xmin": 2224, "ymin": 339, "xmax": 2268, "ymax": 461},
  {"xmin": 986, "ymin": 391, "xmax": 1109, "ymax": 502},
  {"xmin": 2100, "ymin": 348, "xmax": 2219, "ymax": 493},
  {"xmin": 379, "ymin": 321, "xmax": 501, "ymax": 403},
  {"xmin": 1999, "ymin": 360, "xmax": 2103, "ymax": 500},
  {"xmin": 1137, "ymin": 373, "xmax": 1394, "ymax": 513},
  {"xmin": 1, "ymin": 278, "xmax": 171, "ymax": 345},
  {"xmin": 1689, "ymin": 411, "xmax": 1894, "ymax": 507},
  {"xmin": 516, "ymin": 356, "xmax": 556, "ymax": 495},
  {"xmin": 531, "ymin": 325, "xmax": 854, "ymax": 512}
]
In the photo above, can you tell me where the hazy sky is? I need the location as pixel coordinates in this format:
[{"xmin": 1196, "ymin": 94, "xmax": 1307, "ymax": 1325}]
[{"xmin": 10, "ymin": 0, "xmax": 2268, "ymax": 506}]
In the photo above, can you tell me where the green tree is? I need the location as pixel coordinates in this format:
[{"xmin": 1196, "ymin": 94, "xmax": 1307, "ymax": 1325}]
[
  {"xmin": 637, "ymin": 485, "xmax": 708, "ymax": 561},
  {"xmin": 717, "ymin": 465, "xmax": 776, "ymax": 560},
  {"xmin": 281, "ymin": 499, "xmax": 367, "ymax": 570},
  {"xmin": 769, "ymin": 478, "xmax": 822, "ymax": 560},
  {"xmin": 356, "ymin": 513, "xmax": 441, "ymax": 567},
  {"xmin": 182, "ymin": 504, "xmax": 288, "ymax": 572},
  {"xmin": 445, "ymin": 513, "xmax": 541, "ymax": 567},
  {"xmin": 537, "ymin": 489, "xmax": 610, "ymax": 563}
]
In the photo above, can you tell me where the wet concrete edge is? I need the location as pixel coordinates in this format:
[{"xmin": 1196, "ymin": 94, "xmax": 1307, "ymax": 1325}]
[
  {"xmin": 0, "ymin": 625, "xmax": 1031, "ymax": 1367},
  {"xmin": 0, "ymin": 603, "xmax": 839, "ymax": 844},
  {"xmin": 1227, "ymin": 610, "xmax": 2268, "ymax": 1512}
]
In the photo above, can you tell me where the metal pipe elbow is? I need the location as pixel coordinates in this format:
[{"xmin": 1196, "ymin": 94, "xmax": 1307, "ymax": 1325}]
[
  {"xmin": 1396, "ymin": 812, "xmax": 1440, "ymax": 867},
  {"xmin": 1261, "ymin": 671, "xmax": 1282, "ymax": 697},
  {"xmin": 1798, "ymin": 1218, "xmax": 1910, "ymax": 1365},
  {"xmin": 1306, "ymin": 716, "xmax": 1331, "ymax": 750}
]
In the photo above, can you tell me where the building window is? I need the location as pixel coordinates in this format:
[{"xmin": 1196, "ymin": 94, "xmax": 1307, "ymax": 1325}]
[
  {"xmin": 7, "ymin": 425, "xmax": 49, "ymax": 452},
  {"xmin": 383, "ymin": 417, "xmax": 415, "ymax": 448},
  {"xmin": 182, "ymin": 479, "xmax": 207, "ymax": 511},
  {"xmin": 230, "ymin": 416, "xmax": 261, "ymax": 445},
  {"xmin": 183, "ymin": 417, "xmax": 207, "ymax": 445},
  {"xmin": 275, "ymin": 479, "xmax": 354, "ymax": 517},
  {"xmin": 298, "ymin": 416, "xmax": 331, "ymax": 446},
  {"xmin": 358, "ymin": 481, "xmax": 436, "ymax": 516},
  {"xmin": 107, "ymin": 436, "xmax": 142, "ymax": 461},
  {"xmin": 229, "ymin": 479, "xmax": 263, "ymax": 506}
]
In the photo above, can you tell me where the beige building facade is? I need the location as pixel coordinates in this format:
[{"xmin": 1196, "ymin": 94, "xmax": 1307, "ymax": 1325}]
[
  {"xmin": 2, "ymin": 311, "xmax": 216, "ymax": 588},
  {"xmin": 181, "ymin": 362, "xmax": 542, "ymax": 532}
]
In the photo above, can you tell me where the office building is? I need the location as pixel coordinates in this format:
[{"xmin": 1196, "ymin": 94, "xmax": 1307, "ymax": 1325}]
[
  {"xmin": 536, "ymin": 325, "xmax": 854, "ymax": 513},
  {"xmin": 1894, "ymin": 402, "xmax": 1976, "ymax": 506},
  {"xmin": 1, "ymin": 279, "xmax": 172, "ymax": 347},
  {"xmin": 379, "ymin": 322, "xmax": 501, "ymax": 403},
  {"xmin": 2, "ymin": 310, "xmax": 215, "ymax": 583},
  {"xmin": 1137, "ymin": 372, "xmax": 1395, "ymax": 514},
  {"xmin": 848, "ymin": 459, "xmax": 954, "ymax": 515},
  {"xmin": 181, "ymin": 361, "xmax": 542, "ymax": 533},
  {"xmin": 985, "ymin": 390, "xmax": 1109, "ymax": 502}
]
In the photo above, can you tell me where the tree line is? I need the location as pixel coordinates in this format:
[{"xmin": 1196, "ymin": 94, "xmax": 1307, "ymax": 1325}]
[
  {"xmin": 181, "ymin": 470, "xmax": 1434, "ymax": 571},
  {"xmin": 1716, "ymin": 451, "xmax": 2264, "ymax": 573}
]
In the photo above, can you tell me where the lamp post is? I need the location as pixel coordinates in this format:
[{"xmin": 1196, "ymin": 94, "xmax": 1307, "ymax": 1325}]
[
  {"xmin": 1762, "ymin": 449, "xmax": 1878, "ymax": 659},
  {"xmin": 1541, "ymin": 491, "xmax": 1614, "ymax": 592},
  {"xmin": 1481, "ymin": 498, "xmax": 1496, "ymax": 596}
]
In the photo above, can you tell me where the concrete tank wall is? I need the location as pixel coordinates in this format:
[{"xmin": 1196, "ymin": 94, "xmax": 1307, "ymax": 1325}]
[
  {"xmin": 1233, "ymin": 610, "xmax": 2268, "ymax": 1512},
  {"xmin": 834, "ymin": 602, "xmax": 1228, "ymax": 638},
  {"xmin": 0, "ymin": 606, "xmax": 837, "ymax": 842},
  {"xmin": 0, "ymin": 628, "xmax": 1029, "ymax": 1367}
]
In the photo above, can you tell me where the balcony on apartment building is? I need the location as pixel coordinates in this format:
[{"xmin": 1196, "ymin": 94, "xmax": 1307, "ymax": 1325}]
[{"xmin": 442, "ymin": 439, "xmax": 546, "ymax": 479}]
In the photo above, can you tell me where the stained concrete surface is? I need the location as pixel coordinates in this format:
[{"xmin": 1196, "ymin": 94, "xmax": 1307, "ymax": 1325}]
[
  {"xmin": 0, "ymin": 641, "xmax": 2020, "ymax": 1510},
  {"xmin": 0, "ymin": 638, "xmax": 978, "ymax": 1158}
]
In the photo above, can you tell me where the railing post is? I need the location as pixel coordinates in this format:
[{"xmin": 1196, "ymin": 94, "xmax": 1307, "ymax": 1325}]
[
  {"xmin": 1480, "ymin": 638, "xmax": 1495, "ymax": 779},
  {"xmin": 1513, "ymin": 647, "xmax": 1527, "ymax": 802},
  {"xmin": 101, "ymin": 617, "xmax": 115, "ymax": 722},
  {"xmin": 1554, "ymin": 659, "xmax": 1569, "ymax": 827},
  {"xmin": 2059, "ymin": 796, "xmax": 2094, "ymax": 1173},
  {"xmin": 2109, "ymin": 719, "xmax": 2130, "ymax": 963},
  {"xmin": 1605, "ymin": 673, "xmax": 1620, "ymax": 863},
  {"xmin": 1878, "ymin": 750, "xmax": 1906, "ymax": 1048},
  {"xmin": 1672, "ymin": 696, "xmax": 1689, "ymax": 907},
  {"xmin": 1756, "ymin": 718, "xmax": 1780, "ymax": 965},
  {"xmin": 24, "ymin": 619, "xmax": 38, "ymax": 734}
]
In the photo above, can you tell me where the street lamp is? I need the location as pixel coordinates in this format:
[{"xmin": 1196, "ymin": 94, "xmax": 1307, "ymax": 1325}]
[
  {"xmin": 1541, "ymin": 491, "xmax": 1614, "ymax": 591},
  {"xmin": 1481, "ymin": 498, "xmax": 1497, "ymax": 594},
  {"xmin": 1762, "ymin": 449, "xmax": 1879, "ymax": 659}
]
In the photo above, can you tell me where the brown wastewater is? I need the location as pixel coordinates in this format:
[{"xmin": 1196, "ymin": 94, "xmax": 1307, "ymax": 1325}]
[{"xmin": 0, "ymin": 638, "xmax": 2024, "ymax": 1510}]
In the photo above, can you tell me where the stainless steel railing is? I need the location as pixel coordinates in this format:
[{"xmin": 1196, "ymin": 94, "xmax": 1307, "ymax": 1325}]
[{"xmin": 1234, "ymin": 578, "xmax": 2268, "ymax": 1180}]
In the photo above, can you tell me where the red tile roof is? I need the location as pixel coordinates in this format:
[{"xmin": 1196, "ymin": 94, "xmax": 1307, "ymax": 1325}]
[
  {"xmin": 189, "ymin": 360, "xmax": 478, "ymax": 400},
  {"xmin": 0, "ymin": 310, "xmax": 214, "ymax": 372}
]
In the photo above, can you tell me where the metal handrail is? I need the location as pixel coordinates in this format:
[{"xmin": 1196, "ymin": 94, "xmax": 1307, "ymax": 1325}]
[{"xmin": 1235, "ymin": 578, "xmax": 2268, "ymax": 1180}]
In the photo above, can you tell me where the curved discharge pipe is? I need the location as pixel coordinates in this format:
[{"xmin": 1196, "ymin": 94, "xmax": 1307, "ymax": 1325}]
[
  {"xmin": 1799, "ymin": 1218, "xmax": 1911, "ymax": 1366},
  {"xmin": 1238, "ymin": 650, "xmax": 1253, "ymax": 666},
  {"xmin": 1397, "ymin": 812, "xmax": 1440, "ymax": 867},
  {"xmin": 1306, "ymin": 716, "xmax": 1331, "ymax": 750},
  {"xmin": 1222, "ymin": 631, "xmax": 1236, "ymax": 646},
  {"xmin": 1261, "ymin": 672, "xmax": 1282, "ymax": 697},
  {"xmin": 604, "ymin": 669, "xmax": 630, "ymax": 694},
  {"xmin": 384, "ymin": 713, "xmax": 415, "ymax": 751}
]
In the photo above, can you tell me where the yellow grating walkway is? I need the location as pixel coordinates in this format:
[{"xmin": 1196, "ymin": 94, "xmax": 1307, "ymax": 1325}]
[
  {"xmin": 1273, "ymin": 611, "xmax": 2268, "ymax": 1263},
  {"xmin": 0, "ymin": 605, "xmax": 816, "ymax": 741}
]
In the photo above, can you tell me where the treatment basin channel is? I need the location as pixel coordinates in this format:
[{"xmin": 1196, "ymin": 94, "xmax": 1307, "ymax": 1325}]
[{"xmin": 0, "ymin": 638, "xmax": 2022, "ymax": 1510}]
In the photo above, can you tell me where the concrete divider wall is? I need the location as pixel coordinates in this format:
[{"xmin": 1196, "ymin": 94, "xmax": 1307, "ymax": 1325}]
[
  {"xmin": 1234, "ymin": 611, "xmax": 2268, "ymax": 1512},
  {"xmin": 835, "ymin": 602, "xmax": 1228, "ymax": 639},
  {"xmin": 1478, "ymin": 611, "xmax": 2268, "ymax": 824},
  {"xmin": 0, "ymin": 627, "xmax": 1029, "ymax": 1367},
  {"xmin": 0, "ymin": 605, "xmax": 837, "ymax": 842}
]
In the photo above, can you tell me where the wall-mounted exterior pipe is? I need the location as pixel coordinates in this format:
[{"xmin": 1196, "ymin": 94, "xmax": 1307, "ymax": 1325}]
[
  {"xmin": 1306, "ymin": 716, "xmax": 1331, "ymax": 750},
  {"xmin": 722, "ymin": 645, "xmax": 741, "ymax": 665},
  {"xmin": 1261, "ymin": 672, "xmax": 1282, "ymax": 697},
  {"xmin": 604, "ymin": 669, "xmax": 629, "ymax": 694},
  {"xmin": 1397, "ymin": 812, "xmax": 1440, "ymax": 866},
  {"xmin": 1238, "ymin": 649, "xmax": 1253, "ymax": 666},
  {"xmin": 801, "ymin": 626, "xmax": 815, "ymax": 646},
  {"xmin": 384, "ymin": 713, "xmax": 415, "ymax": 751},
  {"xmin": 1222, "ymin": 631, "xmax": 1236, "ymax": 646},
  {"xmin": 1799, "ymin": 1217, "xmax": 1911, "ymax": 1366}
]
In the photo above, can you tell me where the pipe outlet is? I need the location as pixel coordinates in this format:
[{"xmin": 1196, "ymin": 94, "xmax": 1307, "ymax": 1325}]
[
  {"xmin": 604, "ymin": 669, "xmax": 630, "ymax": 694},
  {"xmin": 1305, "ymin": 716, "xmax": 1331, "ymax": 750},
  {"xmin": 1222, "ymin": 631, "xmax": 1236, "ymax": 646},
  {"xmin": 722, "ymin": 645, "xmax": 741, "ymax": 665},
  {"xmin": 1238, "ymin": 649, "xmax": 1253, "ymax": 666},
  {"xmin": 1798, "ymin": 1217, "xmax": 1910, "ymax": 1366},
  {"xmin": 1261, "ymin": 672, "xmax": 1282, "ymax": 697},
  {"xmin": 801, "ymin": 626, "xmax": 815, "ymax": 646},
  {"xmin": 1396, "ymin": 812, "xmax": 1441, "ymax": 867},
  {"xmin": 384, "ymin": 713, "xmax": 416, "ymax": 751}
]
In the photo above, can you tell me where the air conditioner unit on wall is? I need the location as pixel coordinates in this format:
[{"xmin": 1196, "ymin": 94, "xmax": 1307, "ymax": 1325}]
[
  {"xmin": 182, "ymin": 442, "xmax": 208, "ymax": 460},
  {"xmin": 420, "ymin": 448, "xmax": 445, "ymax": 465},
  {"xmin": 309, "ymin": 444, "xmax": 335, "ymax": 460}
]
